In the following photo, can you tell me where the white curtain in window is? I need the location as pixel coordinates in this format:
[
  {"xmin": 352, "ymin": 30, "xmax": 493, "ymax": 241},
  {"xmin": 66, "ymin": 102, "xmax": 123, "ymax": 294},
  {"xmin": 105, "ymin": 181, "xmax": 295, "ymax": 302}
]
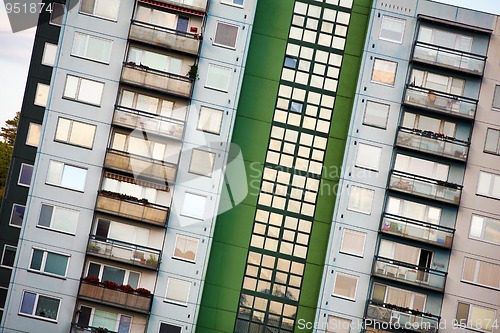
[
  {"xmin": 166, "ymin": 278, "xmax": 191, "ymax": 303},
  {"xmin": 341, "ymin": 229, "xmax": 365, "ymax": 256},
  {"xmin": 198, "ymin": 106, "xmax": 223, "ymax": 134},
  {"xmin": 386, "ymin": 287, "xmax": 411, "ymax": 308}
]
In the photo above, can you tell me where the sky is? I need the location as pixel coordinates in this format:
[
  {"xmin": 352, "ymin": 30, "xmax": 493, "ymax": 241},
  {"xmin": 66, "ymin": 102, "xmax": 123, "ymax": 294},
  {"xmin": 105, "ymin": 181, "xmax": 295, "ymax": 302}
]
[{"xmin": 0, "ymin": 0, "xmax": 499, "ymax": 128}]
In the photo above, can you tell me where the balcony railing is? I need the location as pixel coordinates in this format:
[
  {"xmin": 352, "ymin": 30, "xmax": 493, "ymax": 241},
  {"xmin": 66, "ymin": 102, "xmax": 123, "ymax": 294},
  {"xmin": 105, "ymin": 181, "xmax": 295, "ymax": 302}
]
[
  {"xmin": 404, "ymin": 85, "xmax": 477, "ymax": 119},
  {"xmin": 95, "ymin": 191, "xmax": 169, "ymax": 227},
  {"xmin": 366, "ymin": 301, "xmax": 439, "ymax": 333},
  {"xmin": 373, "ymin": 256, "xmax": 447, "ymax": 292},
  {"xmin": 78, "ymin": 281, "xmax": 152, "ymax": 314},
  {"xmin": 129, "ymin": 21, "xmax": 200, "ymax": 55},
  {"xmin": 413, "ymin": 41, "xmax": 486, "ymax": 76},
  {"xmin": 389, "ymin": 170, "xmax": 462, "ymax": 205},
  {"xmin": 396, "ymin": 127, "xmax": 469, "ymax": 162},
  {"xmin": 104, "ymin": 148, "xmax": 177, "ymax": 184},
  {"xmin": 381, "ymin": 213, "xmax": 455, "ymax": 248},
  {"xmin": 71, "ymin": 323, "xmax": 118, "ymax": 333},
  {"xmin": 87, "ymin": 235, "xmax": 161, "ymax": 270},
  {"xmin": 155, "ymin": 0, "xmax": 208, "ymax": 12},
  {"xmin": 121, "ymin": 63, "xmax": 193, "ymax": 98},
  {"xmin": 113, "ymin": 105, "xmax": 185, "ymax": 141}
]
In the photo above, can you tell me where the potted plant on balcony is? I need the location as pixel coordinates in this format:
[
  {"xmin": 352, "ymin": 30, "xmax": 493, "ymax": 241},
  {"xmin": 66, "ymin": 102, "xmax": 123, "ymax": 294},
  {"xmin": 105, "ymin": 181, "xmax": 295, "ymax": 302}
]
[
  {"xmin": 119, "ymin": 284, "xmax": 134, "ymax": 293},
  {"xmin": 136, "ymin": 287, "xmax": 151, "ymax": 297},
  {"xmin": 87, "ymin": 243, "xmax": 100, "ymax": 253},
  {"xmin": 92, "ymin": 327, "xmax": 110, "ymax": 333},
  {"xmin": 82, "ymin": 276, "xmax": 100, "ymax": 284},
  {"xmin": 146, "ymin": 255, "xmax": 158, "ymax": 267},
  {"xmin": 187, "ymin": 64, "xmax": 199, "ymax": 80}
]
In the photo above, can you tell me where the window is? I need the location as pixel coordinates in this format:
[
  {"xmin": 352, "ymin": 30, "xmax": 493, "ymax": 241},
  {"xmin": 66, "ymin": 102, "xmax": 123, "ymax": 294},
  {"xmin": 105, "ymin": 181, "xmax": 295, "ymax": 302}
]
[
  {"xmin": 119, "ymin": 89, "xmax": 181, "ymax": 119},
  {"xmin": 0, "ymin": 287, "xmax": 7, "ymax": 310},
  {"xmin": 72, "ymin": 32, "xmax": 112, "ymax": 63},
  {"xmin": 484, "ymin": 128, "xmax": 500, "ymax": 155},
  {"xmin": 34, "ymin": 83, "xmax": 50, "ymax": 107},
  {"xmin": 340, "ymin": 229, "xmax": 366, "ymax": 257},
  {"xmin": 477, "ymin": 171, "xmax": 500, "ymax": 200},
  {"xmin": 1, "ymin": 245, "xmax": 16, "ymax": 269},
  {"xmin": 173, "ymin": 235, "xmax": 199, "ymax": 262},
  {"xmin": 355, "ymin": 143, "xmax": 382, "ymax": 171},
  {"xmin": 29, "ymin": 248, "xmax": 69, "ymax": 277},
  {"xmin": 26, "ymin": 123, "xmax": 42, "ymax": 147},
  {"xmin": 46, "ymin": 160, "xmax": 87, "ymax": 191},
  {"xmin": 19, "ymin": 291, "xmax": 60, "ymax": 322},
  {"xmin": 418, "ymin": 26, "xmax": 472, "ymax": 52},
  {"xmin": 180, "ymin": 193, "xmax": 207, "ymax": 220},
  {"xmin": 371, "ymin": 58, "xmax": 397, "ymax": 86},
  {"xmin": 127, "ymin": 47, "xmax": 182, "ymax": 74},
  {"xmin": 289, "ymin": 101, "xmax": 303, "ymax": 113},
  {"xmin": 80, "ymin": 0, "xmax": 120, "ymax": 21},
  {"xmin": 165, "ymin": 278, "xmax": 191, "ymax": 305},
  {"xmin": 493, "ymin": 85, "xmax": 500, "ymax": 110},
  {"xmin": 49, "ymin": 3, "xmax": 64, "ymax": 26},
  {"xmin": 347, "ymin": 186, "xmax": 374, "ymax": 215},
  {"xmin": 213, "ymin": 22, "xmax": 239, "ymax": 49},
  {"xmin": 135, "ymin": 3, "xmax": 178, "ymax": 30},
  {"xmin": 394, "ymin": 154, "xmax": 449, "ymax": 181},
  {"xmin": 410, "ymin": 69, "xmax": 464, "ymax": 95},
  {"xmin": 456, "ymin": 302, "xmax": 496, "ymax": 332},
  {"xmin": 159, "ymin": 323, "xmax": 182, "ymax": 333},
  {"xmin": 326, "ymin": 316, "xmax": 352, "ymax": 333},
  {"xmin": 189, "ymin": 149, "xmax": 215, "ymax": 177},
  {"xmin": 470, "ymin": 214, "xmax": 500, "ymax": 245},
  {"xmin": 372, "ymin": 283, "xmax": 426, "ymax": 311},
  {"xmin": 38, "ymin": 204, "xmax": 79, "ymax": 234},
  {"xmin": 205, "ymin": 64, "xmax": 231, "ymax": 92},
  {"xmin": 222, "ymin": 0, "xmax": 244, "ymax": 6},
  {"xmin": 9, "ymin": 204, "xmax": 25, "ymax": 227},
  {"xmin": 63, "ymin": 75, "xmax": 104, "ymax": 106},
  {"xmin": 197, "ymin": 106, "xmax": 223, "ymax": 135},
  {"xmin": 402, "ymin": 112, "xmax": 457, "ymax": 137},
  {"xmin": 77, "ymin": 306, "xmax": 132, "ymax": 333},
  {"xmin": 55, "ymin": 117, "xmax": 96, "ymax": 149},
  {"xmin": 18, "ymin": 164, "xmax": 34, "ymax": 187},
  {"xmin": 379, "ymin": 15, "xmax": 405, "ymax": 43},
  {"xmin": 462, "ymin": 257, "xmax": 500, "ymax": 290},
  {"xmin": 86, "ymin": 262, "xmax": 140, "ymax": 289},
  {"xmin": 284, "ymin": 56, "xmax": 297, "ymax": 69},
  {"xmin": 42, "ymin": 43, "xmax": 57, "ymax": 66},
  {"xmin": 386, "ymin": 196, "xmax": 442, "ymax": 225},
  {"xmin": 363, "ymin": 101, "xmax": 389, "ymax": 129},
  {"xmin": 332, "ymin": 272, "xmax": 358, "ymax": 300},
  {"xmin": 102, "ymin": 173, "xmax": 169, "ymax": 206}
]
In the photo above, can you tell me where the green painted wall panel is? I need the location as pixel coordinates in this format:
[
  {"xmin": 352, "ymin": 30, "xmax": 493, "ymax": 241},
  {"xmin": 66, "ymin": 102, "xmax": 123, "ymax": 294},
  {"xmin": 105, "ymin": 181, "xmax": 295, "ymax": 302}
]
[
  {"xmin": 251, "ymin": 0, "xmax": 295, "ymax": 38},
  {"xmin": 244, "ymin": 34, "xmax": 288, "ymax": 81},
  {"xmin": 335, "ymin": 55, "xmax": 362, "ymax": 99},
  {"xmin": 329, "ymin": 96, "xmax": 354, "ymax": 139},
  {"xmin": 213, "ymin": 203, "xmax": 255, "ymax": 248},
  {"xmin": 236, "ymin": 76, "xmax": 280, "ymax": 122}
]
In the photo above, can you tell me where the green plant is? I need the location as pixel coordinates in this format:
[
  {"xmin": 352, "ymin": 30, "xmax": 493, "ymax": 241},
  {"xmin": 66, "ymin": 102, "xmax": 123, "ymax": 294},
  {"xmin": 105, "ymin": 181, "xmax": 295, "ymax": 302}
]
[
  {"xmin": 146, "ymin": 255, "xmax": 158, "ymax": 266},
  {"xmin": 187, "ymin": 64, "xmax": 199, "ymax": 80},
  {"xmin": 87, "ymin": 243, "xmax": 100, "ymax": 253}
]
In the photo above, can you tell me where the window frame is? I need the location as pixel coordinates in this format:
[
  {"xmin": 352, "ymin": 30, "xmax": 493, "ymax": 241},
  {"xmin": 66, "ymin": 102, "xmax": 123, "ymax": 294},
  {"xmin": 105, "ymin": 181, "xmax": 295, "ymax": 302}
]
[
  {"xmin": 18, "ymin": 163, "xmax": 34, "ymax": 188},
  {"xmin": 46, "ymin": 160, "xmax": 87, "ymax": 192},
  {"xmin": 346, "ymin": 185, "xmax": 374, "ymax": 215},
  {"xmin": 469, "ymin": 213, "xmax": 500, "ymax": 246},
  {"xmin": 221, "ymin": 0, "xmax": 244, "ymax": 8},
  {"xmin": 213, "ymin": 21, "xmax": 239, "ymax": 49},
  {"xmin": 1, "ymin": 245, "xmax": 16, "ymax": 269},
  {"xmin": 492, "ymin": 85, "xmax": 500, "ymax": 110},
  {"xmin": 476, "ymin": 171, "xmax": 500, "ymax": 200},
  {"xmin": 54, "ymin": 117, "xmax": 97, "ymax": 149},
  {"xmin": 0, "ymin": 286, "xmax": 7, "ymax": 311},
  {"xmin": 180, "ymin": 192, "xmax": 207, "ymax": 220},
  {"xmin": 34, "ymin": 83, "xmax": 50, "ymax": 107},
  {"xmin": 354, "ymin": 142, "xmax": 382, "ymax": 171},
  {"xmin": 18, "ymin": 290, "xmax": 61, "ymax": 322},
  {"xmin": 79, "ymin": 0, "xmax": 120, "ymax": 22},
  {"xmin": 28, "ymin": 247, "xmax": 70, "ymax": 279},
  {"xmin": 159, "ymin": 322, "xmax": 182, "ymax": 333},
  {"xmin": 71, "ymin": 31, "xmax": 113, "ymax": 64},
  {"xmin": 49, "ymin": 2, "xmax": 65, "ymax": 26},
  {"xmin": 379, "ymin": 15, "xmax": 406, "ymax": 44},
  {"xmin": 197, "ymin": 106, "xmax": 224, "ymax": 135},
  {"xmin": 85, "ymin": 261, "xmax": 141, "ymax": 288},
  {"xmin": 188, "ymin": 148, "xmax": 215, "ymax": 177},
  {"xmin": 332, "ymin": 271, "xmax": 358, "ymax": 301},
  {"xmin": 41, "ymin": 42, "xmax": 57, "ymax": 67},
  {"xmin": 37, "ymin": 203, "xmax": 79, "ymax": 235},
  {"xmin": 455, "ymin": 302, "xmax": 497, "ymax": 333},
  {"xmin": 371, "ymin": 58, "xmax": 397, "ymax": 87},
  {"xmin": 339, "ymin": 228, "xmax": 366, "ymax": 257},
  {"xmin": 164, "ymin": 277, "xmax": 191, "ymax": 306},
  {"xmin": 484, "ymin": 128, "xmax": 500, "ymax": 156},
  {"xmin": 26, "ymin": 122, "xmax": 42, "ymax": 147},
  {"xmin": 363, "ymin": 100, "xmax": 390, "ymax": 129},
  {"xmin": 9, "ymin": 204, "xmax": 26, "ymax": 228},
  {"xmin": 63, "ymin": 74, "xmax": 104, "ymax": 107},
  {"xmin": 205, "ymin": 63, "xmax": 232, "ymax": 92},
  {"xmin": 172, "ymin": 234, "xmax": 199, "ymax": 263}
]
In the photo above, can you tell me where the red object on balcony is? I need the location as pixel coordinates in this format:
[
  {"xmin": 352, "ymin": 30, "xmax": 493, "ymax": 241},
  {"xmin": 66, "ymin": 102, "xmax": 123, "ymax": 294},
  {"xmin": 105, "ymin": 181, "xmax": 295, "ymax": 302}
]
[{"xmin": 190, "ymin": 27, "xmax": 198, "ymax": 33}]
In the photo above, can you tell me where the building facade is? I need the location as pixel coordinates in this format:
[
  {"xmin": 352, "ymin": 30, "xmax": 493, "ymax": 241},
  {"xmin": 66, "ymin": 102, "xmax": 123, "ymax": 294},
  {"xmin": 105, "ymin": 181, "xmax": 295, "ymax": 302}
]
[{"xmin": 1, "ymin": 0, "xmax": 500, "ymax": 333}]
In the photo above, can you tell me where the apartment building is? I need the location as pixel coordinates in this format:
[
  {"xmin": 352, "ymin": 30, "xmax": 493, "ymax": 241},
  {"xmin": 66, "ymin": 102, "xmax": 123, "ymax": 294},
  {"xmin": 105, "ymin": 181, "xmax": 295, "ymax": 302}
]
[{"xmin": 316, "ymin": 1, "xmax": 500, "ymax": 333}]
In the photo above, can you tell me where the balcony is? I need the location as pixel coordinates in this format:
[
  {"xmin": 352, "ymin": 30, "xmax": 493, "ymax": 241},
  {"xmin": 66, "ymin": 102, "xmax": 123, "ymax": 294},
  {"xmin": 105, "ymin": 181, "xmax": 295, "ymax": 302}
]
[
  {"xmin": 71, "ymin": 323, "xmax": 119, "ymax": 333},
  {"xmin": 129, "ymin": 21, "xmax": 200, "ymax": 55},
  {"xmin": 404, "ymin": 85, "xmax": 477, "ymax": 119},
  {"xmin": 389, "ymin": 170, "xmax": 462, "ymax": 205},
  {"xmin": 156, "ymin": 0, "xmax": 208, "ymax": 12},
  {"xmin": 95, "ymin": 191, "xmax": 169, "ymax": 227},
  {"xmin": 113, "ymin": 106, "xmax": 185, "ymax": 141},
  {"xmin": 366, "ymin": 301, "xmax": 439, "ymax": 333},
  {"xmin": 396, "ymin": 127, "xmax": 469, "ymax": 162},
  {"xmin": 381, "ymin": 213, "xmax": 454, "ymax": 248},
  {"xmin": 413, "ymin": 41, "xmax": 486, "ymax": 76},
  {"xmin": 121, "ymin": 63, "xmax": 193, "ymax": 98},
  {"xmin": 373, "ymin": 256, "xmax": 447, "ymax": 292},
  {"xmin": 104, "ymin": 148, "xmax": 177, "ymax": 184},
  {"xmin": 78, "ymin": 280, "xmax": 152, "ymax": 314},
  {"xmin": 87, "ymin": 235, "xmax": 161, "ymax": 270}
]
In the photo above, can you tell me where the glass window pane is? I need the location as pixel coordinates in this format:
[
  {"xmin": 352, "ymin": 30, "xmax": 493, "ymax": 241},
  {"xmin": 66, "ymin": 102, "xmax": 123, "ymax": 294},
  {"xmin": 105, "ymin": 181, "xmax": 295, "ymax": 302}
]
[
  {"xmin": 363, "ymin": 101, "xmax": 389, "ymax": 129},
  {"xmin": 470, "ymin": 306, "xmax": 495, "ymax": 332},
  {"xmin": 61, "ymin": 165, "xmax": 87, "ymax": 191},
  {"xmin": 206, "ymin": 64, "xmax": 231, "ymax": 91},
  {"xmin": 118, "ymin": 315, "xmax": 132, "ymax": 333},
  {"xmin": 372, "ymin": 59, "xmax": 397, "ymax": 86},
  {"xmin": 93, "ymin": 309, "xmax": 118, "ymax": 330},
  {"xmin": 198, "ymin": 106, "xmax": 223, "ymax": 134},
  {"xmin": 380, "ymin": 15, "xmax": 405, "ymax": 43},
  {"xmin": 55, "ymin": 118, "xmax": 71, "ymax": 142},
  {"xmin": 69, "ymin": 121, "xmax": 95, "ymax": 148},
  {"xmin": 30, "ymin": 249, "xmax": 44, "ymax": 270},
  {"xmin": 181, "ymin": 193, "xmax": 206, "ymax": 220},
  {"xmin": 19, "ymin": 164, "xmax": 34, "ymax": 186},
  {"xmin": 78, "ymin": 79, "xmax": 103, "ymax": 105},
  {"xmin": 189, "ymin": 149, "xmax": 215, "ymax": 177},
  {"xmin": 326, "ymin": 316, "xmax": 351, "ymax": 333},
  {"xmin": 42, "ymin": 43, "xmax": 57, "ymax": 66},
  {"xmin": 52, "ymin": 207, "xmax": 78, "ymax": 234},
  {"xmin": 128, "ymin": 272, "xmax": 140, "ymax": 289},
  {"xmin": 493, "ymin": 85, "xmax": 500, "ymax": 109},
  {"xmin": 333, "ymin": 273, "xmax": 357, "ymax": 299},
  {"xmin": 10, "ymin": 204, "xmax": 25, "ymax": 227},
  {"xmin": 102, "ymin": 266, "xmax": 126, "ymax": 284},
  {"xmin": 26, "ymin": 123, "xmax": 42, "ymax": 147},
  {"xmin": 44, "ymin": 253, "xmax": 68, "ymax": 276},
  {"xmin": 355, "ymin": 143, "xmax": 382, "ymax": 171},
  {"xmin": 214, "ymin": 22, "xmax": 239, "ymax": 48},
  {"xmin": 20, "ymin": 292, "xmax": 36, "ymax": 315},
  {"xmin": 477, "ymin": 172, "xmax": 492, "ymax": 196},
  {"xmin": 64, "ymin": 75, "xmax": 79, "ymax": 99},
  {"xmin": 485, "ymin": 129, "xmax": 500, "ymax": 154},
  {"xmin": 34, "ymin": 83, "xmax": 50, "ymax": 107},
  {"xmin": 347, "ymin": 186, "xmax": 374, "ymax": 214},
  {"xmin": 95, "ymin": 0, "xmax": 120, "ymax": 20},
  {"xmin": 340, "ymin": 229, "xmax": 366, "ymax": 256},
  {"xmin": 159, "ymin": 323, "xmax": 182, "ymax": 333},
  {"xmin": 166, "ymin": 278, "xmax": 191, "ymax": 304},
  {"xmin": 35, "ymin": 296, "xmax": 60, "ymax": 320},
  {"xmin": 38, "ymin": 205, "xmax": 54, "ymax": 228},
  {"xmin": 173, "ymin": 235, "xmax": 198, "ymax": 261}
]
